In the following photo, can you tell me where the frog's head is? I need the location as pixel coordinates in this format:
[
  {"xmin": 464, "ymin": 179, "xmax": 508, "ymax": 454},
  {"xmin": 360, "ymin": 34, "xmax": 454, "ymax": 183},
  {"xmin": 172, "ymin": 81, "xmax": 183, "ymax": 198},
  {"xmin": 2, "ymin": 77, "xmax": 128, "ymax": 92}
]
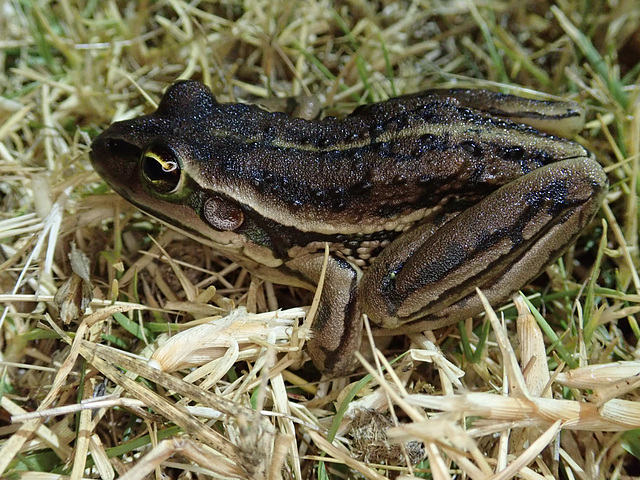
[
  {"xmin": 90, "ymin": 81, "xmax": 216, "ymax": 199},
  {"xmin": 90, "ymin": 81, "xmax": 247, "ymax": 249}
]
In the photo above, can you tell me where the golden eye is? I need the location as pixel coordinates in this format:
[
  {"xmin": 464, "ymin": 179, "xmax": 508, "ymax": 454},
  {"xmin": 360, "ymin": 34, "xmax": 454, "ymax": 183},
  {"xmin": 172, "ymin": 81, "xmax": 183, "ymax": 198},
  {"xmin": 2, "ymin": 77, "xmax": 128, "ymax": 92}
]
[{"xmin": 141, "ymin": 147, "xmax": 182, "ymax": 194}]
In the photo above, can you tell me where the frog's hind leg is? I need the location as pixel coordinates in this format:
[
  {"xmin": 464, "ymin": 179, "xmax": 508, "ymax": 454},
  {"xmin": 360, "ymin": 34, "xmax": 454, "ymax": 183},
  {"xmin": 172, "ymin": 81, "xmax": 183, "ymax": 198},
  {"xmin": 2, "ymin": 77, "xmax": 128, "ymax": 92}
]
[
  {"xmin": 360, "ymin": 156, "xmax": 608, "ymax": 334},
  {"xmin": 427, "ymin": 89, "xmax": 587, "ymax": 137}
]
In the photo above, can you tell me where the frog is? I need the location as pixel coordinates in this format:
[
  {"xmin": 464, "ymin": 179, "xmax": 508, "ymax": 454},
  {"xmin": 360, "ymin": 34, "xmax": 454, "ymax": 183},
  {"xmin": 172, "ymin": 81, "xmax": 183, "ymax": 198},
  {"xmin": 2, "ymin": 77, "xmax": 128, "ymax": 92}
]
[{"xmin": 90, "ymin": 80, "xmax": 607, "ymax": 375}]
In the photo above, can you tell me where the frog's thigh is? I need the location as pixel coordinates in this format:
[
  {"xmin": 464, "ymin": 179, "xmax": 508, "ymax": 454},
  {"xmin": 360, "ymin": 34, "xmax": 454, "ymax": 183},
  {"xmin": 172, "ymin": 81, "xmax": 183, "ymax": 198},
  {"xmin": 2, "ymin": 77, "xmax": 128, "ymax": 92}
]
[
  {"xmin": 285, "ymin": 255, "xmax": 363, "ymax": 375},
  {"xmin": 436, "ymin": 89, "xmax": 585, "ymax": 136},
  {"xmin": 361, "ymin": 157, "xmax": 607, "ymax": 331}
]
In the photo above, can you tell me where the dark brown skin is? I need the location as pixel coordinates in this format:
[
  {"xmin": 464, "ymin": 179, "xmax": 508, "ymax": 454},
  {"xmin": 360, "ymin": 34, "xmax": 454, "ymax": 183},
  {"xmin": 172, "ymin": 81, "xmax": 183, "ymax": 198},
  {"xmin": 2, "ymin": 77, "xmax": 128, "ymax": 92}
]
[{"xmin": 91, "ymin": 81, "xmax": 607, "ymax": 375}]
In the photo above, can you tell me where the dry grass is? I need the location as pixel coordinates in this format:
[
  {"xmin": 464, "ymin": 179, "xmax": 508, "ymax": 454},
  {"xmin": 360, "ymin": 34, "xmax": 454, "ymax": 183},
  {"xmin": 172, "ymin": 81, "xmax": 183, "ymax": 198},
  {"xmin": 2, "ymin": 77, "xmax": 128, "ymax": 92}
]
[{"xmin": 1, "ymin": 1, "xmax": 639, "ymax": 479}]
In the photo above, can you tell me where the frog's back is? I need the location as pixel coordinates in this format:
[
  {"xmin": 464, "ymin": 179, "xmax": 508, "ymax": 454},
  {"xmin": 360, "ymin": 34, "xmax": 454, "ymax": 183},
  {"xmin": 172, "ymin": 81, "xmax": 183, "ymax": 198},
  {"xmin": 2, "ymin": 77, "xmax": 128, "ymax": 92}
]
[
  {"xmin": 181, "ymin": 86, "xmax": 591, "ymax": 231},
  {"xmin": 104, "ymin": 81, "xmax": 593, "ymax": 235}
]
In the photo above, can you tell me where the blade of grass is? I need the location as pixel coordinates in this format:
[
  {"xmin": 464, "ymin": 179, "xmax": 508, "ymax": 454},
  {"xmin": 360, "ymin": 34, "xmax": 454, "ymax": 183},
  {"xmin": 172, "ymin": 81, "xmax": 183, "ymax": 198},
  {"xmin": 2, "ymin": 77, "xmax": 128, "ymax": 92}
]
[
  {"xmin": 519, "ymin": 293, "xmax": 578, "ymax": 369},
  {"xmin": 467, "ymin": 1, "xmax": 509, "ymax": 84},
  {"xmin": 584, "ymin": 220, "xmax": 608, "ymax": 341},
  {"xmin": 552, "ymin": 6, "xmax": 628, "ymax": 109}
]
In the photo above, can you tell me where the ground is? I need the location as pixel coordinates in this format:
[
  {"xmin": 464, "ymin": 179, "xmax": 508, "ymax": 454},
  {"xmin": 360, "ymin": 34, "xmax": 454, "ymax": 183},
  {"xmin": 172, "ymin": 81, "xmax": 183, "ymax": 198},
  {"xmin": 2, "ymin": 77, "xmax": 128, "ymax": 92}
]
[{"xmin": 0, "ymin": 1, "xmax": 639, "ymax": 479}]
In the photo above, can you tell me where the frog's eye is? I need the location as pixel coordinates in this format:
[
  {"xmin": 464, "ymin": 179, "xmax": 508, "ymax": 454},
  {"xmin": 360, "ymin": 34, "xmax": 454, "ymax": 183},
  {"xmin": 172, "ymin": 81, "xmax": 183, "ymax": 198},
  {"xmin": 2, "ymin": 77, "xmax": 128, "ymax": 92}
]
[{"xmin": 141, "ymin": 145, "xmax": 183, "ymax": 194}]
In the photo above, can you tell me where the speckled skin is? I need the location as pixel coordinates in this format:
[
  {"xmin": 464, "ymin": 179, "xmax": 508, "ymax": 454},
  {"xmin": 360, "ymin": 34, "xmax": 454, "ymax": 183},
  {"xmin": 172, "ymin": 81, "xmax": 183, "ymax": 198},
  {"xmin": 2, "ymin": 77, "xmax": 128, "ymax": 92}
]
[{"xmin": 91, "ymin": 81, "xmax": 607, "ymax": 375}]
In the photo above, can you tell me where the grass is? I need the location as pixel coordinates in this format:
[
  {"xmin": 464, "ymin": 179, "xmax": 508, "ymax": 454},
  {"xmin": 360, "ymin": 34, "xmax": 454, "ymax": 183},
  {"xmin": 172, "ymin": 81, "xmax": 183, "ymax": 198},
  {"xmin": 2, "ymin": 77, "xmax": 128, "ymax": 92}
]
[{"xmin": 1, "ymin": 0, "xmax": 639, "ymax": 478}]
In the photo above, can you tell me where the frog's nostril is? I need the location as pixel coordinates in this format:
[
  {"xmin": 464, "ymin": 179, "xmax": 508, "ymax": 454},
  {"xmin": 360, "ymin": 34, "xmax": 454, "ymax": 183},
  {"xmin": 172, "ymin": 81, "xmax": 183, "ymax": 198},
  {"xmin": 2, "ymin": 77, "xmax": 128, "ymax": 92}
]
[{"xmin": 105, "ymin": 138, "xmax": 126, "ymax": 151}]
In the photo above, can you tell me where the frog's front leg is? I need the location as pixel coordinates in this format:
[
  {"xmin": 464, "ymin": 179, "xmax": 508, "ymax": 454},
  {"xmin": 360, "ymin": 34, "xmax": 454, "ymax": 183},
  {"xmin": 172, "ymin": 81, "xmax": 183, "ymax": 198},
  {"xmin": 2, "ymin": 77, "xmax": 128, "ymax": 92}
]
[
  {"xmin": 285, "ymin": 254, "xmax": 364, "ymax": 375},
  {"xmin": 360, "ymin": 157, "xmax": 608, "ymax": 333}
]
